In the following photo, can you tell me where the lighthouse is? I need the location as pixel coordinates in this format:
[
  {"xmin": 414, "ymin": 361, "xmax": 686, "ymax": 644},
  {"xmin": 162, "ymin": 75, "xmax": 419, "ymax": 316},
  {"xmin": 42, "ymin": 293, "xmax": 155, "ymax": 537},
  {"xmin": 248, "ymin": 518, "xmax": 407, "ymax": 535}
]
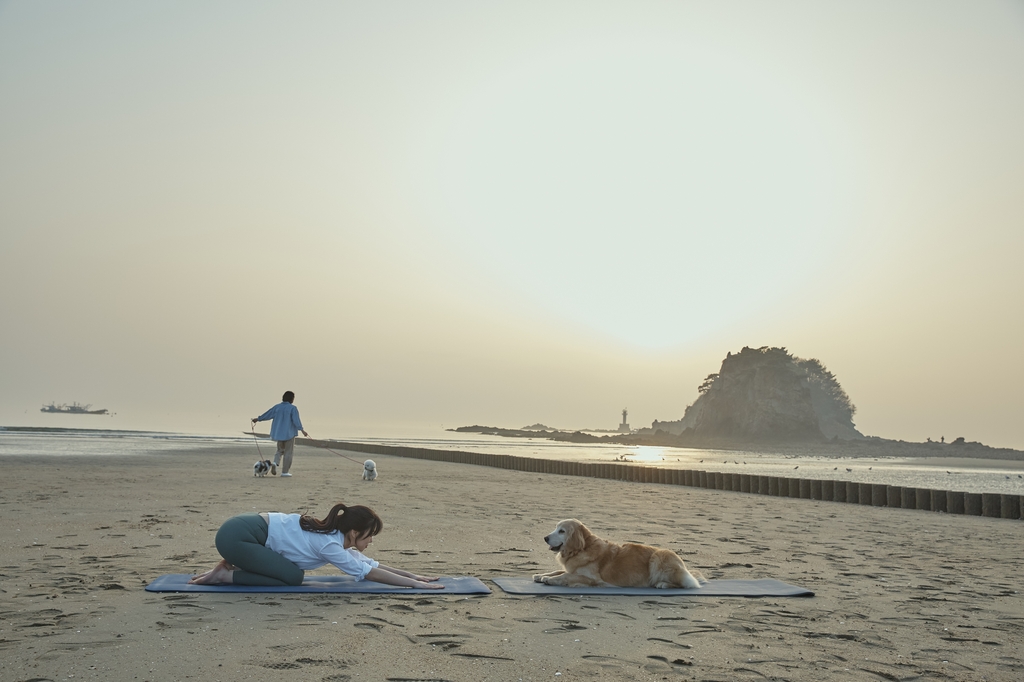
[{"xmin": 618, "ymin": 408, "xmax": 630, "ymax": 433}]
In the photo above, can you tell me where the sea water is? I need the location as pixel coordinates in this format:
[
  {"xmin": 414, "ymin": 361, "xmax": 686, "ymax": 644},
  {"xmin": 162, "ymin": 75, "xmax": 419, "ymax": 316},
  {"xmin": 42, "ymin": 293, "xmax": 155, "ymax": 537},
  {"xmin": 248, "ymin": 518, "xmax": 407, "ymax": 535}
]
[
  {"xmin": 3, "ymin": 426, "xmax": 1023, "ymax": 496},
  {"xmin": 0, "ymin": 427, "xmax": 252, "ymax": 457}
]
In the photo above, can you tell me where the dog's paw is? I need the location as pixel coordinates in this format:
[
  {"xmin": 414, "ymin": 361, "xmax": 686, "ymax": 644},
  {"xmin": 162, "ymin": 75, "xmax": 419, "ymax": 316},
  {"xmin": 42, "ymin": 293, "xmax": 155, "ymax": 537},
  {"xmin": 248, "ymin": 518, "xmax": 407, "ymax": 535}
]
[{"xmin": 533, "ymin": 575, "xmax": 545, "ymax": 582}]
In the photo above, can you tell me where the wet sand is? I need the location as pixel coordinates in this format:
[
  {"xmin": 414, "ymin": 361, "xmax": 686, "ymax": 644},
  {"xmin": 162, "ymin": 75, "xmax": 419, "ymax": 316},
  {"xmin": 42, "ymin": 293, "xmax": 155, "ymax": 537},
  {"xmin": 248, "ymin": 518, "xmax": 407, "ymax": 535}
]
[{"xmin": 2, "ymin": 443, "xmax": 1023, "ymax": 681}]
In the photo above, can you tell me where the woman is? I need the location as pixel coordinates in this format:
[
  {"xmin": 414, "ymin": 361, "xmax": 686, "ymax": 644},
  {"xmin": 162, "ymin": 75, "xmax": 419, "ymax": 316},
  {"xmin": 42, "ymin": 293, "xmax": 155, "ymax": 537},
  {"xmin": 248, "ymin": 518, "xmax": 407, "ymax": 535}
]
[{"xmin": 189, "ymin": 503, "xmax": 443, "ymax": 589}]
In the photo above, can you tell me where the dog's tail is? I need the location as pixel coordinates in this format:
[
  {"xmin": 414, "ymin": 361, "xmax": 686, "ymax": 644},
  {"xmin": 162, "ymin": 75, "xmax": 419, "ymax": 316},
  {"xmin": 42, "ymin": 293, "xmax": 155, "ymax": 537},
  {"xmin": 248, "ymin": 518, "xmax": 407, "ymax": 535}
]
[{"xmin": 682, "ymin": 566, "xmax": 707, "ymax": 589}]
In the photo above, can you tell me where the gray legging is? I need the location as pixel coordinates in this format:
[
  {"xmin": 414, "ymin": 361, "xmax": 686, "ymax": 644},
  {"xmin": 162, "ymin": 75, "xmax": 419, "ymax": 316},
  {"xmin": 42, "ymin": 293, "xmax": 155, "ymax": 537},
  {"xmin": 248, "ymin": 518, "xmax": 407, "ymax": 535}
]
[{"xmin": 215, "ymin": 513, "xmax": 305, "ymax": 586}]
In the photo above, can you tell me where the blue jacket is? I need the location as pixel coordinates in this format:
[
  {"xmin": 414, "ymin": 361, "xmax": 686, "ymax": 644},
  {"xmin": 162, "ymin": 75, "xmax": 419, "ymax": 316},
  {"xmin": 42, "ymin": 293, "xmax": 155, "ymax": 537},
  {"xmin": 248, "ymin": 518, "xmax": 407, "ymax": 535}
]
[{"xmin": 256, "ymin": 402, "xmax": 304, "ymax": 441}]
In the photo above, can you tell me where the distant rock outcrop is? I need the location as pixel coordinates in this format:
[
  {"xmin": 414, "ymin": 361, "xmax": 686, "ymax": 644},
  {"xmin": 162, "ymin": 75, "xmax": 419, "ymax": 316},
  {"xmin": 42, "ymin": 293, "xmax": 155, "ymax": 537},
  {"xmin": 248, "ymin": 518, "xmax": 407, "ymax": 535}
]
[{"xmin": 649, "ymin": 346, "xmax": 862, "ymax": 443}]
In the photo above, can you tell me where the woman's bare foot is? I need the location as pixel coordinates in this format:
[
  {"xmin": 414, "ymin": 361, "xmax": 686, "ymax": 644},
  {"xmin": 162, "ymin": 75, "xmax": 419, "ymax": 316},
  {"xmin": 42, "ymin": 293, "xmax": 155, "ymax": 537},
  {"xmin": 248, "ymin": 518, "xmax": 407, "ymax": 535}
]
[
  {"xmin": 188, "ymin": 559, "xmax": 236, "ymax": 585},
  {"xmin": 188, "ymin": 559, "xmax": 226, "ymax": 582}
]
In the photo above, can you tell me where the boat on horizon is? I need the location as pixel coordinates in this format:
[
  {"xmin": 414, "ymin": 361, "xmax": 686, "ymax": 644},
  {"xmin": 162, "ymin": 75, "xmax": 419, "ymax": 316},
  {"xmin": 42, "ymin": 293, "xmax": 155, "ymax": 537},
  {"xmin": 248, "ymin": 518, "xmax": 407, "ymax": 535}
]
[{"xmin": 40, "ymin": 402, "xmax": 110, "ymax": 416}]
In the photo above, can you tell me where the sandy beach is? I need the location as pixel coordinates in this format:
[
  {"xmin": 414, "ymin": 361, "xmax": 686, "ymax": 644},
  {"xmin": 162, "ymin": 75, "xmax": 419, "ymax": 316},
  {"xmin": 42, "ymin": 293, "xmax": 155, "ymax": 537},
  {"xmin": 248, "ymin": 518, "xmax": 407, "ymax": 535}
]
[{"xmin": 2, "ymin": 442, "xmax": 1023, "ymax": 681}]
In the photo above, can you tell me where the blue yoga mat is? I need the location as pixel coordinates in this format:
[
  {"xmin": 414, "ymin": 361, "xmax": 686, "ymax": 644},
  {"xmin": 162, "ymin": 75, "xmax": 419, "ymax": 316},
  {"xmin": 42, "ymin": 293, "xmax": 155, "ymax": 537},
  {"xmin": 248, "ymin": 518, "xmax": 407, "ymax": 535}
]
[
  {"xmin": 492, "ymin": 577, "xmax": 813, "ymax": 597},
  {"xmin": 146, "ymin": 574, "xmax": 491, "ymax": 594}
]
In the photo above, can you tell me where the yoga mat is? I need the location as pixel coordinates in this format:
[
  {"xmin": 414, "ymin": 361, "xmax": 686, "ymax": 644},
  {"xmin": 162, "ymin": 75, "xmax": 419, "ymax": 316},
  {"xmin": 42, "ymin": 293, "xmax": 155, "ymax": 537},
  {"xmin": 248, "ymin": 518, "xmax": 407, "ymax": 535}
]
[
  {"xmin": 146, "ymin": 574, "xmax": 491, "ymax": 594},
  {"xmin": 492, "ymin": 577, "xmax": 813, "ymax": 597}
]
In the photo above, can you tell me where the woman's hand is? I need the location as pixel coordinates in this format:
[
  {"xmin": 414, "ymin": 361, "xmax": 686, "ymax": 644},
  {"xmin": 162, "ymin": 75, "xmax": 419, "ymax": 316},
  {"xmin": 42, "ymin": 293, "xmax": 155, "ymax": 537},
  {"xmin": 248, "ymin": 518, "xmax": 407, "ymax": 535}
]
[
  {"xmin": 411, "ymin": 574, "xmax": 440, "ymax": 583},
  {"xmin": 366, "ymin": 567, "xmax": 444, "ymax": 589}
]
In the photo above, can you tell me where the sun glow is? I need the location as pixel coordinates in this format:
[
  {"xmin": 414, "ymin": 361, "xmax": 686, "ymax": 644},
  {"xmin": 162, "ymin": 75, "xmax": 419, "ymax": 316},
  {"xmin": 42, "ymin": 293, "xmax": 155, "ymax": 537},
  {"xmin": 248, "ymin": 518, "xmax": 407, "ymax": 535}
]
[{"xmin": 630, "ymin": 446, "xmax": 665, "ymax": 463}]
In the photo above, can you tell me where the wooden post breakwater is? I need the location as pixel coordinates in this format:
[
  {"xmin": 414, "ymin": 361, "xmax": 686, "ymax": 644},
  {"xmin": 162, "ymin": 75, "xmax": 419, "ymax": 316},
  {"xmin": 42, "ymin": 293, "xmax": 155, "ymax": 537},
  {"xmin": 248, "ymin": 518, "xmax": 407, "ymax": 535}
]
[{"xmin": 305, "ymin": 439, "xmax": 1024, "ymax": 521}]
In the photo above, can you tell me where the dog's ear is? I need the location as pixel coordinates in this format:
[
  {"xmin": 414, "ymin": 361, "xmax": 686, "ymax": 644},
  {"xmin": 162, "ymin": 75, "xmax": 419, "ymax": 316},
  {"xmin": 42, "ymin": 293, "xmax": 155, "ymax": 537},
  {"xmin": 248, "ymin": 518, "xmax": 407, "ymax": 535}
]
[{"xmin": 562, "ymin": 519, "xmax": 587, "ymax": 557}]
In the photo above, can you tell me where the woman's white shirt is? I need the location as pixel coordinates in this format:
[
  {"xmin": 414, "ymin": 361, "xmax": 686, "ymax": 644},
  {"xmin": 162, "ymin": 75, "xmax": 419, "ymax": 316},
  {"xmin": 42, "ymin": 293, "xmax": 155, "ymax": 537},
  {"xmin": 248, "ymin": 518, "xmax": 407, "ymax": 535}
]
[{"xmin": 265, "ymin": 513, "xmax": 379, "ymax": 579}]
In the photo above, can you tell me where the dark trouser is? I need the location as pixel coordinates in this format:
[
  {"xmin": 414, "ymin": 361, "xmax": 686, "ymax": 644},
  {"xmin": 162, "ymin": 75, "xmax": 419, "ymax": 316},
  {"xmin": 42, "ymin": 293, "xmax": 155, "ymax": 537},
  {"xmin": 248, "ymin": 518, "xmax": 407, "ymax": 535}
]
[{"xmin": 214, "ymin": 513, "xmax": 304, "ymax": 586}]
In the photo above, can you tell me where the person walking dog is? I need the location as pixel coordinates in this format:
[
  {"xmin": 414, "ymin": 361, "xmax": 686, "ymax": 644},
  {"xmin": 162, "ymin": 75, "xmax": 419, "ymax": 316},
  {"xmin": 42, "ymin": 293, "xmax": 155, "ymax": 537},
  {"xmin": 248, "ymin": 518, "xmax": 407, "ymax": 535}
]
[{"xmin": 253, "ymin": 391, "xmax": 308, "ymax": 477}]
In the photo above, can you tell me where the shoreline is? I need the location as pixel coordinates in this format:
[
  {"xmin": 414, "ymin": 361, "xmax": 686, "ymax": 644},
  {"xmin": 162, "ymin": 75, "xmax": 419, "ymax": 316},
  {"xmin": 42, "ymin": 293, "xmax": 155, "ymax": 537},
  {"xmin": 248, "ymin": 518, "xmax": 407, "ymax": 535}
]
[{"xmin": 450, "ymin": 425, "xmax": 1024, "ymax": 462}]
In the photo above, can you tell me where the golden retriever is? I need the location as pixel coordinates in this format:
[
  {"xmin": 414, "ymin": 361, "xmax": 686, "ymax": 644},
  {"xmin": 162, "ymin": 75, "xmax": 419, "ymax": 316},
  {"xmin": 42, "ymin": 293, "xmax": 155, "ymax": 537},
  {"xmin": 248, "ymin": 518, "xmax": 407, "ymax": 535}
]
[{"xmin": 533, "ymin": 519, "xmax": 706, "ymax": 589}]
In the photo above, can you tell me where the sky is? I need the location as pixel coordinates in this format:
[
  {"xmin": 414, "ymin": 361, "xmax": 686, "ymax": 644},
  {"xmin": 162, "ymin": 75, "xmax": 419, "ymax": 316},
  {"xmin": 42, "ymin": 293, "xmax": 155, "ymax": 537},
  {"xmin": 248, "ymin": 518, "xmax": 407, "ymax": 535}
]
[{"xmin": 1, "ymin": 1, "xmax": 1022, "ymax": 448}]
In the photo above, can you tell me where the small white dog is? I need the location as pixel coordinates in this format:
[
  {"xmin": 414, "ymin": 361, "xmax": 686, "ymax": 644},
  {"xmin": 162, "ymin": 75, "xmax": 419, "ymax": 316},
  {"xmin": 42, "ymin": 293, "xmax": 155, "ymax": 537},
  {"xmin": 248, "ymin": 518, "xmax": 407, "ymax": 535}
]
[
  {"xmin": 253, "ymin": 460, "xmax": 277, "ymax": 477},
  {"xmin": 362, "ymin": 459, "xmax": 378, "ymax": 481}
]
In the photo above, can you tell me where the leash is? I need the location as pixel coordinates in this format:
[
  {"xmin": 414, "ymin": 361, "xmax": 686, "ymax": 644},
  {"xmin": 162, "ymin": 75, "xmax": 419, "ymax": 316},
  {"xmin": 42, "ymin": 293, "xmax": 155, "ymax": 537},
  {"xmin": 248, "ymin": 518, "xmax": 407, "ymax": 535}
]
[
  {"xmin": 249, "ymin": 419, "xmax": 366, "ymax": 466},
  {"xmin": 251, "ymin": 421, "xmax": 366, "ymax": 466},
  {"xmin": 317, "ymin": 443, "xmax": 367, "ymax": 466},
  {"xmin": 250, "ymin": 422, "xmax": 267, "ymax": 460}
]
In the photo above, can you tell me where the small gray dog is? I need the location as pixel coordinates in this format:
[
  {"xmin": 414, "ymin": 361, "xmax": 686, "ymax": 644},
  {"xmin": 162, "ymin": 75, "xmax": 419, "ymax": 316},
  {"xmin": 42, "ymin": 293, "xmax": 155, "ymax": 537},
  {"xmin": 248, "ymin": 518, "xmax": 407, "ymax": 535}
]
[{"xmin": 362, "ymin": 459, "xmax": 378, "ymax": 481}]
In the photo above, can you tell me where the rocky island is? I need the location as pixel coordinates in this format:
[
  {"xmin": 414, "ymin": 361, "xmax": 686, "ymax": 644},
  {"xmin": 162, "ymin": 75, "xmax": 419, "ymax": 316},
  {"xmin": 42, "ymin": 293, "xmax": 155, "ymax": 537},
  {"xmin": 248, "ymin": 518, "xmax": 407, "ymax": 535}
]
[{"xmin": 454, "ymin": 346, "xmax": 1023, "ymax": 460}]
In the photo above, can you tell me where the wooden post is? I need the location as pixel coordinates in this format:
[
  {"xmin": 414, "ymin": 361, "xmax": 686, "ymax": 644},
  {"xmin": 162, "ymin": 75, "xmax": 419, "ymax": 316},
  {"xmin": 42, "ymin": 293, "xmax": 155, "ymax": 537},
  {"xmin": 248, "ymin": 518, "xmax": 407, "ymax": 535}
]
[
  {"xmin": 886, "ymin": 486, "xmax": 902, "ymax": 508},
  {"xmin": 915, "ymin": 488, "xmax": 932, "ymax": 511},
  {"xmin": 901, "ymin": 487, "xmax": 916, "ymax": 509},
  {"xmin": 798, "ymin": 479, "xmax": 811, "ymax": 499},
  {"xmin": 809, "ymin": 479, "xmax": 822, "ymax": 500},
  {"xmin": 1001, "ymin": 495, "xmax": 1020, "ymax": 520}
]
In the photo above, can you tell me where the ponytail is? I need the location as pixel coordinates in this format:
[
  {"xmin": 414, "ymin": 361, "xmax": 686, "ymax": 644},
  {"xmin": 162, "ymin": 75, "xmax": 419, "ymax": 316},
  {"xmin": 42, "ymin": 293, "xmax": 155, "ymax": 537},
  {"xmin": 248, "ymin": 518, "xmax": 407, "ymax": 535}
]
[{"xmin": 300, "ymin": 503, "xmax": 383, "ymax": 537}]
